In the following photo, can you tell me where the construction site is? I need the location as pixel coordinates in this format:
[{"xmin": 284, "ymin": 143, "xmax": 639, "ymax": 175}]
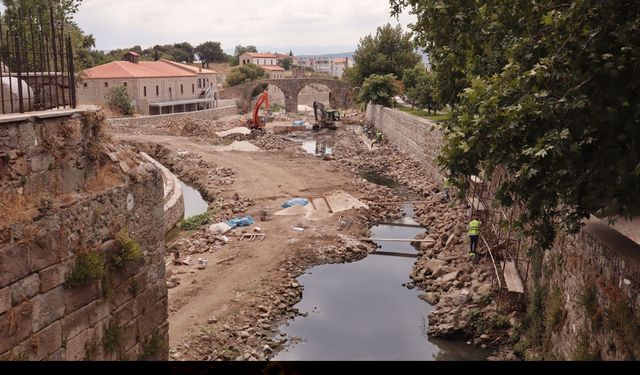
[{"xmin": 102, "ymin": 89, "xmax": 521, "ymax": 361}]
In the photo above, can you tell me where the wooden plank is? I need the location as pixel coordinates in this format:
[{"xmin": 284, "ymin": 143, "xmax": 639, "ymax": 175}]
[
  {"xmin": 360, "ymin": 237, "xmax": 435, "ymax": 243},
  {"xmin": 370, "ymin": 251, "xmax": 418, "ymax": 259},
  {"xmin": 503, "ymin": 261, "xmax": 524, "ymax": 293}
]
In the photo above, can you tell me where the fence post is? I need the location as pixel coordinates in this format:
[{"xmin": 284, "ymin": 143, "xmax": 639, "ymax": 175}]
[
  {"xmin": 66, "ymin": 36, "xmax": 76, "ymax": 108},
  {"xmin": 14, "ymin": 35, "xmax": 24, "ymax": 113}
]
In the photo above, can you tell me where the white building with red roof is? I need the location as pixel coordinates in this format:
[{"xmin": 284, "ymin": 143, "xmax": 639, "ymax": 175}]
[
  {"xmin": 78, "ymin": 52, "xmax": 223, "ymax": 115},
  {"xmin": 238, "ymin": 52, "xmax": 287, "ymax": 78}
]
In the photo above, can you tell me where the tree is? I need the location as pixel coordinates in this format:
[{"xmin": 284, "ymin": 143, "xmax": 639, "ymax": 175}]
[
  {"xmin": 195, "ymin": 41, "xmax": 225, "ymax": 68},
  {"xmin": 278, "ymin": 57, "xmax": 293, "ymax": 70},
  {"xmin": 105, "ymin": 86, "xmax": 133, "ymax": 116},
  {"xmin": 231, "ymin": 45, "xmax": 257, "ymax": 66},
  {"xmin": 357, "ymin": 74, "xmax": 399, "ymax": 107},
  {"xmin": 392, "ymin": 0, "xmax": 640, "ymax": 249},
  {"xmin": 171, "ymin": 42, "xmax": 195, "ymax": 63},
  {"xmin": 348, "ymin": 24, "xmax": 421, "ymax": 87},
  {"xmin": 402, "ymin": 64, "xmax": 437, "ymax": 113},
  {"xmin": 289, "ymin": 50, "xmax": 294, "ymax": 57},
  {"xmin": 225, "ymin": 64, "xmax": 265, "ymax": 87}
]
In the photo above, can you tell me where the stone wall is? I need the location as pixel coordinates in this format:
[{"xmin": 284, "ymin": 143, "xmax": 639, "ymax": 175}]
[
  {"xmin": 365, "ymin": 104, "xmax": 444, "ymax": 183},
  {"xmin": 0, "ymin": 110, "xmax": 168, "ymax": 360},
  {"xmin": 140, "ymin": 152, "xmax": 184, "ymax": 233},
  {"xmin": 535, "ymin": 216, "xmax": 640, "ymax": 360},
  {"xmin": 108, "ymin": 105, "xmax": 238, "ymax": 128}
]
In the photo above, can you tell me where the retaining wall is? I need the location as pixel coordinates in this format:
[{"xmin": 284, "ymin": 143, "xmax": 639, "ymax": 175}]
[
  {"xmin": 365, "ymin": 104, "xmax": 444, "ymax": 182},
  {"xmin": 141, "ymin": 152, "xmax": 184, "ymax": 233},
  {"xmin": 0, "ymin": 110, "xmax": 168, "ymax": 360},
  {"xmin": 108, "ymin": 105, "xmax": 238, "ymax": 127}
]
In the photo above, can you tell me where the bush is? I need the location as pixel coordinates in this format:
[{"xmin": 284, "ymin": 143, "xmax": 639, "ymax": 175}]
[
  {"xmin": 225, "ymin": 64, "xmax": 265, "ymax": 87},
  {"xmin": 105, "ymin": 86, "xmax": 134, "ymax": 116},
  {"xmin": 65, "ymin": 251, "xmax": 105, "ymax": 288},
  {"xmin": 112, "ymin": 230, "xmax": 143, "ymax": 268},
  {"xmin": 102, "ymin": 320, "xmax": 124, "ymax": 354},
  {"xmin": 357, "ymin": 74, "xmax": 398, "ymax": 107},
  {"xmin": 179, "ymin": 212, "xmax": 210, "ymax": 230}
]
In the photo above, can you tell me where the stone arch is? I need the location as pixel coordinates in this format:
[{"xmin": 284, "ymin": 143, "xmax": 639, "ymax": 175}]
[
  {"xmin": 295, "ymin": 82, "xmax": 334, "ymax": 111},
  {"xmin": 242, "ymin": 80, "xmax": 294, "ymax": 114}
]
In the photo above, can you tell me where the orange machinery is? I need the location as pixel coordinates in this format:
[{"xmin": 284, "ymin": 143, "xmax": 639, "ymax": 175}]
[{"xmin": 247, "ymin": 89, "xmax": 270, "ymax": 129}]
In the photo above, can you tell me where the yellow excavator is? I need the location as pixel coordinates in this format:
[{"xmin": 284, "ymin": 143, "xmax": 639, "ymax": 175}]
[{"xmin": 312, "ymin": 101, "xmax": 340, "ymax": 131}]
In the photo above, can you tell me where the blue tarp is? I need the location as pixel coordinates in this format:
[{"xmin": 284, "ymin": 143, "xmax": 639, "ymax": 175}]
[
  {"xmin": 226, "ymin": 215, "xmax": 255, "ymax": 229},
  {"xmin": 282, "ymin": 198, "xmax": 310, "ymax": 208},
  {"xmin": 292, "ymin": 120, "xmax": 305, "ymax": 126}
]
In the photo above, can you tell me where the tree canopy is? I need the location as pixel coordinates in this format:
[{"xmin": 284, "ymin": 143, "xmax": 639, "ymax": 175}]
[
  {"xmin": 391, "ymin": 0, "xmax": 640, "ymax": 248},
  {"xmin": 346, "ymin": 23, "xmax": 421, "ymax": 87},
  {"xmin": 225, "ymin": 64, "xmax": 265, "ymax": 87},
  {"xmin": 357, "ymin": 74, "xmax": 399, "ymax": 108},
  {"xmin": 195, "ymin": 41, "xmax": 225, "ymax": 68},
  {"xmin": 402, "ymin": 64, "xmax": 437, "ymax": 113}
]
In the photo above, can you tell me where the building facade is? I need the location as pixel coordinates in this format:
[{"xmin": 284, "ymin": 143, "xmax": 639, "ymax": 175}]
[{"xmin": 78, "ymin": 52, "xmax": 222, "ymax": 115}]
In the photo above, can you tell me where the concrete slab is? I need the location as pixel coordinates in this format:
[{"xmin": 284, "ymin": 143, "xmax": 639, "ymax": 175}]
[{"xmin": 325, "ymin": 190, "xmax": 369, "ymax": 212}]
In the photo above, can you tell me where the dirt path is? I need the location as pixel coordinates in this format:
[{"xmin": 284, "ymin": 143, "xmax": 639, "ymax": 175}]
[{"xmin": 116, "ymin": 133, "xmax": 359, "ymax": 348}]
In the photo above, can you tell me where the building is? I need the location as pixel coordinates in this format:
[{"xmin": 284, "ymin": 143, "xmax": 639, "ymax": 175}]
[
  {"xmin": 78, "ymin": 52, "xmax": 222, "ymax": 115},
  {"xmin": 239, "ymin": 52, "xmax": 278, "ymax": 67},
  {"xmin": 262, "ymin": 65, "xmax": 286, "ymax": 79},
  {"xmin": 331, "ymin": 57, "xmax": 351, "ymax": 78}
]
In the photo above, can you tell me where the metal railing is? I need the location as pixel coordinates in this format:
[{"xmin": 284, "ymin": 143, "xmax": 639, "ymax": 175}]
[{"xmin": 0, "ymin": 1, "xmax": 76, "ymax": 114}]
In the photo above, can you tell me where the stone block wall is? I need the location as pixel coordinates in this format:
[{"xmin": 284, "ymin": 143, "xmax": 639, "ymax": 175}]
[
  {"xmin": 140, "ymin": 152, "xmax": 184, "ymax": 233},
  {"xmin": 536, "ymin": 217, "xmax": 640, "ymax": 360},
  {"xmin": 365, "ymin": 104, "xmax": 444, "ymax": 182},
  {"xmin": 108, "ymin": 105, "xmax": 238, "ymax": 128},
  {"xmin": 0, "ymin": 110, "xmax": 168, "ymax": 360}
]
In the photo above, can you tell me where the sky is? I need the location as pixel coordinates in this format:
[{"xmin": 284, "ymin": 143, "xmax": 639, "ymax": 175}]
[{"xmin": 74, "ymin": 0, "xmax": 417, "ymax": 55}]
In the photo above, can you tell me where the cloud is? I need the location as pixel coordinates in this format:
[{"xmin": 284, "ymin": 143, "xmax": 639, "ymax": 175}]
[{"xmin": 75, "ymin": 0, "xmax": 416, "ymax": 53}]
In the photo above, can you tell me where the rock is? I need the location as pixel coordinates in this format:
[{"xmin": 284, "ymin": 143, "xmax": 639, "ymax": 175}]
[
  {"xmin": 477, "ymin": 284, "xmax": 493, "ymax": 297},
  {"xmin": 445, "ymin": 234, "xmax": 456, "ymax": 247},
  {"xmin": 440, "ymin": 270, "xmax": 461, "ymax": 283},
  {"xmin": 166, "ymin": 281, "xmax": 176, "ymax": 289},
  {"xmin": 419, "ymin": 292, "xmax": 439, "ymax": 305},
  {"xmin": 239, "ymin": 331, "xmax": 250, "ymax": 338},
  {"xmin": 432, "ymin": 265, "xmax": 450, "ymax": 278}
]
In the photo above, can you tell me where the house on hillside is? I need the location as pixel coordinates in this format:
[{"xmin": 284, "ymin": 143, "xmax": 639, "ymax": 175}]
[
  {"xmin": 331, "ymin": 57, "xmax": 351, "ymax": 78},
  {"xmin": 239, "ymin": 52, "xmax": 292, "ymax": 77},
  {"xmin": 78, "ymin": 52, "xmax": 224, "ymax": 115}
]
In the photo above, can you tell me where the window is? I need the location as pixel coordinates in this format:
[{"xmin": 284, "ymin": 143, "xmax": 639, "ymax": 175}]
[
  {"xmin": 123, "ymin": 82, "xmax": 127, "ymax": 87},
  {"xmin": 156, "ymin": 86, "xmax": 159, "ymax": 96},
  {"xmin": 192, "ymin": 84, "xmax": 195, "ymax": 93},
  {"xmin": 143, "ymin": 86, "xmax": 147, "ymax": 97},
  {"xmin": 169, "ymin": 87, "xmax": 172, "ymax": 99},
  {"xmin": 83, "ymin": 83, "xmax": 87, "ymax": 88},
  {"xmin": 181, "ymin": 84, "xmax": 184, "ymax": 94},
  {"xmin": 104, "ymin": 82, "xmax": 108, "ymax": 88}
]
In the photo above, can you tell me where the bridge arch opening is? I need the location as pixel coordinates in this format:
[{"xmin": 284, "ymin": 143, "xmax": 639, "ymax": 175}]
[
  {"xmin": 248, "ymin": 82, "xmax": 289, "ymax": 112},
  {"xmin": 296, "ymin": 83, "xmax": 333, "ymax": 114}
]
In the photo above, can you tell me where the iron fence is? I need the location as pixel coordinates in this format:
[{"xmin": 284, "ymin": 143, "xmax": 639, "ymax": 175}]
[{"xmin": 0, "ymin": 1, "xmax": 76, "ymax": 114}]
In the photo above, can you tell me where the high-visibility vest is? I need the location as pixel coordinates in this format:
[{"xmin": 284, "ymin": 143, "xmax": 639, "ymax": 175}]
[
  {"xmin": 468, "ymin": 220, "xmax": 481, "ymax": 235},
  {"xmin": 444, "ymin": 177, "xmax": 451, "ymax": 188}
]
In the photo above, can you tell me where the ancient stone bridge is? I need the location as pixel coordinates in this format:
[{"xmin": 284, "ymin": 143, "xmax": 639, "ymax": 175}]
[{"xmin": 218, "ymin": 78, "xmax": 353, "ymax": 113}]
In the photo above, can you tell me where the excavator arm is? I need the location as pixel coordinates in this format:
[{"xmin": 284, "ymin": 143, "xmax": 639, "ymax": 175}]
[{"xmin": 250, "ymin": 90, "xmax": 270, "ymax": 129}]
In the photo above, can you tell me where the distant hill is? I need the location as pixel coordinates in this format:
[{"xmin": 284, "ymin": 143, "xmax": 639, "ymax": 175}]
[{"xmin": 296, "ymin": 52, "xmax": 354, "ymax": 59}]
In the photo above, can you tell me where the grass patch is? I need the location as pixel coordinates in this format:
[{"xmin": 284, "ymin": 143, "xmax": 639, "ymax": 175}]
[
  {"xmin": 179, "ymin": 211, "xmax": 211, "ymax": 230},
  {"xmin": 605, "ymin": 297, "xmax": 640, "ymax": 357},
  {"xmin": 395, "ymin": 105, "xmax": 451, "ymax": 122},
  {"xmin": 84, "ymin": 164, "xmax": 123, "ymax": 193},
  {"xmin": 544, "ymin": 287, "xmax": 565, "ymax": 331},
  {"xmin": 102, "ymin": 320, "xmax": 124, "ymax": 355},
  {"xmin": 579, "ymin": 283, "xmax": 598, "ymax": 323},
  {"xmin": 128, "ymin": 279, "xmax": 141, "ymax": 297},
  {"xmin": 0, "ymin": 190, "xmax": 35, "ymax": 228},
  {"xmin": 112, "ymin": 230, "xmax": 143, "ymax": 268},
  {"xmin": 65, "ymin": 251, "xmax": 105, "ymax": 288},
  {"xmin": 573, "ymin": 327, "xmax": 600, "ymax": 360}
]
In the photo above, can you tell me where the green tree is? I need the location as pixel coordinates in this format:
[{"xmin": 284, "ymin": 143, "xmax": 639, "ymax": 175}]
[
  {"xmin": 402, "ymin": 64, "xmax": 437, "ymax": 113},
  {"xmin": 225, "ymin": 63, "xmax": 265, "ymax": 87},
  {"xmin": 348, "ymin": 24, "xmax": 421, "ymax": 86},
  {"xmin": 105, "ymin": 86, "xmax": 133, "ymax": 116},
  {"xmin": 195, "ymin": 41, "xmax": 225, "ymax": 68},
  {"xmin": 171, "ymin": 42, "xmax": 195, "ymax": 63},
  {"xmin": 278, "ymin": 57, "xmax": 293, "ymax": 70},
  {"xmin": 357, "ymin": 73, "xmax": 399, "ymax": 107},
  {"xmin": 231, "ymin": 45, "xmax": 257, "ymax": 66},
  {"xmin": 392, "ymin": 0, "xmax": 640, "ymax": 249}
]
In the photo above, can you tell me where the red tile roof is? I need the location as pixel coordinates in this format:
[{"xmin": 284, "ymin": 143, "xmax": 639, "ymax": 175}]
[
  {"xmin": 82, "ymin": 59, "xmax": 217, "ymax": 79},
  {"xmin": 243, "ymin": 52, "xmax": 279, "ymax": 59},
  {"xmin": 126, "ymin": 51, "xmax": 140, "ymax": 57}
]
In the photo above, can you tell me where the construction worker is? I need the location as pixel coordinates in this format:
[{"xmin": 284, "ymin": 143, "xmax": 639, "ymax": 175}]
[
  {"xmin": 468, "ymin": 217, "xmax": 482, "ymax": 256},
  {"xmin": 376, "ymin": 129, "xmax": 383, "ymax": 144},
  {"xmin": 444, "ymin": 176, "xmax": 451, "ymax": 202}
]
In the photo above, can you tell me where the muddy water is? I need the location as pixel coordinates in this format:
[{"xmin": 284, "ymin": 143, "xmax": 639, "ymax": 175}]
[
  {"xmin": 273, "ymin": 172, "xmax": 491, "ymax": 360},
  {"xmin": 180, "ymin": 181, "xmax": 208, "ymax": 219}
]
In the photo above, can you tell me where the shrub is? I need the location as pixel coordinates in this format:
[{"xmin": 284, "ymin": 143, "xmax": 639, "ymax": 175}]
[
  {"xmin": 102, "ymin": 320, "xmax": 124, "ymax": 354},
  {"xmin": 65, "ymin": 251, "xmax": 105, "ymax": 288},
  {"xmin": 112, "ymin": 230, "xmax": 143, "ymax": 268},
  {"xmin": 179, "ymin": 211, "xmax": 210, "ymax": 230},
  {"xmin": 138, "ymin": 331, "xmax": 162, "ymax": 360},
  {"xmin": 105, "ymin": 86, "xmax": 134, "ymax": 116}
]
